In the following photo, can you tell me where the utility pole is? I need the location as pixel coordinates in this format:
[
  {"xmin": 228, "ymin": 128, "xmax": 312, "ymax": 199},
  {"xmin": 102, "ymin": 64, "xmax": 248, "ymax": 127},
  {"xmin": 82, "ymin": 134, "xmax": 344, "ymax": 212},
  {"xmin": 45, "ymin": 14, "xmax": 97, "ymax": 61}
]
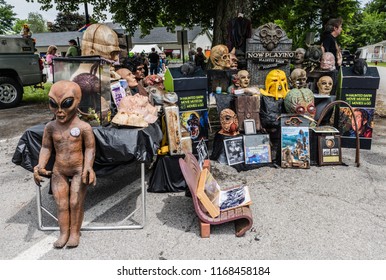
[{"xmin": 84, "ymin": 1, "xmax": 90, "ymax": 24}]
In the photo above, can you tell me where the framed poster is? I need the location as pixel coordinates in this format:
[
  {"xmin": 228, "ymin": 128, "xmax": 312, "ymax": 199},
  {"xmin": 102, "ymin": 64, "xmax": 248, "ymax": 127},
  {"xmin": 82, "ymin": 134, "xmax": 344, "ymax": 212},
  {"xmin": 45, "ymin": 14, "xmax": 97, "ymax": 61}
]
[
  {"xmin": 243, "ymin": 134, "xmax": 271, "ymax": 164},
  {"xmin": 224, "ymin": 136, "xmax": 244, "ymax": 165},
  {"xmin": 318, "ymin": 135, "xmax": 342, "ymax": 165},
  {"xmin": 244, "ymin": 119, "xmax": 256, "ymax": 135}
]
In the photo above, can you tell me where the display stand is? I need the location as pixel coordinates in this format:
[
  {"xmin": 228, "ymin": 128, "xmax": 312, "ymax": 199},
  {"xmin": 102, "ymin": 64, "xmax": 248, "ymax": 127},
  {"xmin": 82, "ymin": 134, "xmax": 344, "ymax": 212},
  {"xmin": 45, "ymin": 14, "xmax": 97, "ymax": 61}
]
[{"xmin": 12, "ymin": 123, "xmax": 163, "ymax": 231}]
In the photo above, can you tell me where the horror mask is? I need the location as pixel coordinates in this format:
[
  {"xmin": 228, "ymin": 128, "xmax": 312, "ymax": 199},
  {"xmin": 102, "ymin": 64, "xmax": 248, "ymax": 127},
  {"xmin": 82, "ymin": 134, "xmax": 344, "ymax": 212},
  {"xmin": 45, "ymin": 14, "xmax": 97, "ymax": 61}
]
[
  {"xmin": 210, "ymin": 44, "xmax": 231, "ymax": 70},
  {"xmin": 284, "ymin": 88, "xmax": 316, "ymax": 117},
  {"xmin": 219, "ymin": 108, "xmax": 239, "ymax": 136},
  {"xmin": 259, "ymin": 23, "xmax": 284, "ymax": 51},
  {"xmin": 230, "ymin": 48, "xmax": 238, "ymax": 70},
  {"xmin": 238, "ymin": 70, "xmax": 250, "ymax": 88},
  {"xmin": 294, "ymin": 48, "xmax": 306, "ymax": 65},
  {"xmin": 81, "ymin": 24, "xmax": 120, "ymax": 61},
  {"xmin": 317, "ymin": 76, "xmax": 333, "ymax": 95},
  {"xmin": 116, "ymin": 68, "xmax": 138, "ymax": 88},
  {"xmin": 260, "ymin": 69, "xmax": 289, "ymax": 100},
  {"xmin": 290, "ymin": 69, "xmax": 307, "ymax": 89},
  {"xmin": 320, "ymin": 52, "xmax": 336, "ymax": 71},
  {"xmin": 48, "ymin": 80, "xmax": 81, "ymax": 124}
]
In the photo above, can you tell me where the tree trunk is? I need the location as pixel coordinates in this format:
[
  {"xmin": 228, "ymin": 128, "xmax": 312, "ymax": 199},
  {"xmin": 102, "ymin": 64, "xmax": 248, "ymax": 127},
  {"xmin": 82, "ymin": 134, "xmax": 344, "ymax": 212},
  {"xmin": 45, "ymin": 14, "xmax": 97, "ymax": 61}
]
[{"xmin": 212, "ymin": 0, "xmax": 252, "ymax": 47}]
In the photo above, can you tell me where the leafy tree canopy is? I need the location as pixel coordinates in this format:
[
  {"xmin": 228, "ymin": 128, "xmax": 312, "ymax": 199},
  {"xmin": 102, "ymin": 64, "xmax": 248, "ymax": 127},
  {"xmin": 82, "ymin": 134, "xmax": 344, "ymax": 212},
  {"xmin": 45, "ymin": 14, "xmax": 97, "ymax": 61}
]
[
  {"xmin": 0, "ymin": 0, "xmax": 16, "ymax": 34},
  {"xmin": 48, "ymin": 12, "xmax": 89, "ymax": 32},
  {"xmin": 31, "ymin": 0, "xmax": 385, "ymax": 51},
  {"xmin": 27, "ymin": 12, "xmax": 47, "ymax": 33},
  {"xmin": 13, "ymin": 19, "xmax": 28, "ymax": 34}
]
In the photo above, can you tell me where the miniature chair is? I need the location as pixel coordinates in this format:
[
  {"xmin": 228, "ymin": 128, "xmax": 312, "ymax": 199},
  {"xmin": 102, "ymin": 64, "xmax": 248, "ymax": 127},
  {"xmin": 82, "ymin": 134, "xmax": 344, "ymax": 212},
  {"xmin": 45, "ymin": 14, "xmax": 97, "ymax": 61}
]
[{"xmin": 179, "ymin": 153, "xmax": 253, "ymax": 238}]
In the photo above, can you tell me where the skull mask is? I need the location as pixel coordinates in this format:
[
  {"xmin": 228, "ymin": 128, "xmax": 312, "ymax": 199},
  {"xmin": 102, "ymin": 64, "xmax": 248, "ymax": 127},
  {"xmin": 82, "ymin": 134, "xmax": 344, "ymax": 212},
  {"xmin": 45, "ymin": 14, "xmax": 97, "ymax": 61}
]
[
  {"xmin": 317, "ymin": 76, "xmax": 333, "ymax": 95},
  {"xmin": 284, "ymin": 88, "xmax": 316, "ymax": 117},
  {"xmin": 210, "ymin": 44, "xmax": 231, "ymax": 70},
  {"xmin": 48, "ymin": 80, "xmax": 81, "ymax": 124},
  {"xmin": 219, "ymin": 108, "xmax": 239, "ymax": 136},
  {"xmin": 259, "ymin": 23, "xmax": 284, "ymax": 51},
  {"xmin": 290, "ymin": 69, "xmax": 307, "ymax": 89},
  {"xmin": 260, "ymin": 69, "xmax": 289, "ymax": 100}
]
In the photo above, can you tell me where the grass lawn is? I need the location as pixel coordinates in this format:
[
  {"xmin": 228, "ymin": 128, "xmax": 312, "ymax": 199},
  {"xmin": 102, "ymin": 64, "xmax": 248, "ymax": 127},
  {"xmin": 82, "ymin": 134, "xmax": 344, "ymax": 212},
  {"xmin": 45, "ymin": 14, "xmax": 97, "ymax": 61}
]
[
  {"xmin": 22, "ymin": 83, "xmax": 51, "ymax": 104},
  {"xmin": 368, "ymin": 62, "xmax": 386, "ymax": 67}
]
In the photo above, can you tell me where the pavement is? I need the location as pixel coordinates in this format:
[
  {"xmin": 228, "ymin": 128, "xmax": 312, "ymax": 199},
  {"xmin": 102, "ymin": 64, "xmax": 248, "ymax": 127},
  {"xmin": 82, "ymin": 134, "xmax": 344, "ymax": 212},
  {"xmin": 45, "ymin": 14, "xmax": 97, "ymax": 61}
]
[{"xmin": 0, "ymin": 67, "xmax": 385, "ymax": 261}]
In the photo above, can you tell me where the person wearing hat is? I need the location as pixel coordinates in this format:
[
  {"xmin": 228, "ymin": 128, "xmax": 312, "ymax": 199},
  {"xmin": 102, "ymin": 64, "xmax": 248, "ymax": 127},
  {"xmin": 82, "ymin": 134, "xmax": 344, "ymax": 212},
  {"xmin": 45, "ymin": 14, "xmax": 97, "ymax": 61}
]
[{"xmin": 66, "ymin": 39, "xmax": 80, "ymax": 57}]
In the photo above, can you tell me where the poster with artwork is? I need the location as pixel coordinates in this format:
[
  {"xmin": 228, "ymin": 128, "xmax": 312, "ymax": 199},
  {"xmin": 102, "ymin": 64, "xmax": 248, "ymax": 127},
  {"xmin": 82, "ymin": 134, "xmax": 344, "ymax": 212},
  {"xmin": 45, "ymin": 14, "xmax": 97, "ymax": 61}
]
[{"xmin": 243, "ymin": 134, "xmax": 271, "ymax": 164}]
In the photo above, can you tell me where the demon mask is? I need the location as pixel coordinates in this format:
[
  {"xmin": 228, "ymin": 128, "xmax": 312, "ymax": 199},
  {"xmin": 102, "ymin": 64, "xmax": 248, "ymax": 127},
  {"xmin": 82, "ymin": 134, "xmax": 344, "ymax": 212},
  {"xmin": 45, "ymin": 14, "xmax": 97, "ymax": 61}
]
[{"xmin": 219, "ymin": 108, "xmax": 239, "ymax": 136}]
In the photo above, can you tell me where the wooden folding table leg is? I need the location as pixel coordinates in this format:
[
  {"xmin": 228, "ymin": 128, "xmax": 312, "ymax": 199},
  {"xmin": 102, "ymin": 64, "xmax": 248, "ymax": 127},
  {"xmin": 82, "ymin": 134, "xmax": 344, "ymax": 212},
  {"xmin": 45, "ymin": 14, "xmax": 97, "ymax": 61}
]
[{"xmin": 200, "ymin": 221, "xmax": 211, "ymax": 238}]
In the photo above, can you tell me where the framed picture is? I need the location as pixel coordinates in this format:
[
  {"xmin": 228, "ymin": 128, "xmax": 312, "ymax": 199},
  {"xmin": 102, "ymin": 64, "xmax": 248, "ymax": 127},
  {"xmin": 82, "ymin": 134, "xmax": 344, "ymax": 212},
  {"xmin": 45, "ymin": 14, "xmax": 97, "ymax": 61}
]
[
  {"xmin": 318, "ymin": 135, "xmax": 342, "ymax": 165},
  {"xmin": 243, "ymin": 134, "xmax": 271, "ymax": 164},
  {"xmin": 244, "ymin": 119, "xmax": 256, "ymax": 135},
  {"xmin": 224, "ymin": 136, "xmax": 244, "ymax": 165}
]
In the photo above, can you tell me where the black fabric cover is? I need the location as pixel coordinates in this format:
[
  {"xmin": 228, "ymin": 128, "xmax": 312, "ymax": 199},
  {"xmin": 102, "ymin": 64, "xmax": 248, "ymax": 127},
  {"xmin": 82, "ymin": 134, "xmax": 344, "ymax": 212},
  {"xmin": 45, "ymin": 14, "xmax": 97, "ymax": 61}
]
[
  {"xmin": 12, "ymin": 123, "xmax": 163, "ymax": 177},
  {"xmin": 147, "ymin": 155, "xmax": 187, "ymax": 193}
]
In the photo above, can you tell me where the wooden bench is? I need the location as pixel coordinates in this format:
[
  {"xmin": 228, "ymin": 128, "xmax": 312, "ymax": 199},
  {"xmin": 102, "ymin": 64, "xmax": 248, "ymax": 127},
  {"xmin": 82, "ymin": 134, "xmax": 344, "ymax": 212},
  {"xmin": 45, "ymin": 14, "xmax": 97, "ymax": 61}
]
[{"xmin": 179, "ymin": 153, "xmax": 253, "ymax": 238}]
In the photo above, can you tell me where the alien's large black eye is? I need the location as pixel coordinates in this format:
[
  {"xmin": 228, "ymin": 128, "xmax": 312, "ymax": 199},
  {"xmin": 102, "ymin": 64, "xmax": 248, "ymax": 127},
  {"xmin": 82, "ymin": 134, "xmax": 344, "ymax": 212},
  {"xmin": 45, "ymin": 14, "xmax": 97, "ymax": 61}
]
[
  {"xmin": 61, "ymin": 98, "xmax": 74, "ymax": 109},
  {"xmin": 49, "ymin": 98, "xmax": 58, "ymax": 108}
]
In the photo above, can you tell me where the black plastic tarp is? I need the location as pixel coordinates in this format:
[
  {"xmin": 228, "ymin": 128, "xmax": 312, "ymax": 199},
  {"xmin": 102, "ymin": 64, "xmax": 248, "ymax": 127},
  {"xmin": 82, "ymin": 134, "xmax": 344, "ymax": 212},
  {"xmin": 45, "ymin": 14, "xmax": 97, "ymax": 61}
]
[{"xmin": 12, "ymin": 123, "xmax": 163, "ymax": 177}]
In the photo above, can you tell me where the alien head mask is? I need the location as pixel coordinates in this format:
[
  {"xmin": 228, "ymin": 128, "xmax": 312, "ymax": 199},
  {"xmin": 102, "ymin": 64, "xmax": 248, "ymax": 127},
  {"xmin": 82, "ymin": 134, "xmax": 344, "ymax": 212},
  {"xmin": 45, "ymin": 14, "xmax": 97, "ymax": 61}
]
[
  {"xmin": 290, "ymin": 68, "xmax": 307, "ymax": 89},
  {"xmin": 284, "ymin": 88, "xmax": 316, "ymax": 117},
  {"xmin": 260, "ymin": 69, "xmax": 289, "ymax": 100},
  {"xmin": 219, "ymin": 108, "xmax": 239, "ymax": 136},
  {"xmin": 48, "ymin": 80, "xmax": 81, "ymax": 124},
  {"xmin": 210, "ymin": 44, "xmax": 231, "ymax": 70},
  {"xmin": 82, "ymin": 24, "xmax": 120, "ymax": 61}
]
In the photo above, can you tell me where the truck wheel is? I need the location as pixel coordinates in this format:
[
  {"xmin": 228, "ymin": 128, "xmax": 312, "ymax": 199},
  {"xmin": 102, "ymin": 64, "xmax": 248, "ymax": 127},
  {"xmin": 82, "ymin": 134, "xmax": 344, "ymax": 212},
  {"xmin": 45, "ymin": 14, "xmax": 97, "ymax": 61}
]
[{"xmin": 0, "ymin": 77, "xmax": 23, "ymax": 109}]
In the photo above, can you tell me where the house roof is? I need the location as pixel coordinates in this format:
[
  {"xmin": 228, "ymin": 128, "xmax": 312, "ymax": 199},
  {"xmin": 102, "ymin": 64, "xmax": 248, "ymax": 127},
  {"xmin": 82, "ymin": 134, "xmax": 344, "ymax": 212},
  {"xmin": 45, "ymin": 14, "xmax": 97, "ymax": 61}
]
[{"xmin": 32, "ymin": 24, "xmax": 209, "ymax": 47}]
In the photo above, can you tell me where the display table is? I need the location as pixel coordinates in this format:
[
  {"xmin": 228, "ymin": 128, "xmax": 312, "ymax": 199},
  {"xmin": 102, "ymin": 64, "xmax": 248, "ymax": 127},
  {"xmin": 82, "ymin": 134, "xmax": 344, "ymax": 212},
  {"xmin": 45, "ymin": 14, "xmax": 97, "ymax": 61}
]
[{"xmin": 12, "ymin": 122, "xmax": 163, "ymax": 231}]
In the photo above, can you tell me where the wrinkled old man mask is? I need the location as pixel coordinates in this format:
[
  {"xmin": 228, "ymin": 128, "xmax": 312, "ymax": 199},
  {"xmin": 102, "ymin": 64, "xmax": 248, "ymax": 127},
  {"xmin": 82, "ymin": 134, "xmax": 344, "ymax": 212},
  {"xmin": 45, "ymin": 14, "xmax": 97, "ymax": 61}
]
[
  {"xmin": 317, "ymin": 76, "xmax": 333, "ymax": 95},
  {"xmin": 210, "ymin": 44, "xmax": 231, "ymax": 70},
  {"xmin": 284, "ymin": 88, "xmax": 316, "ymax": 117},
  {"xmin": 219, "ymin": 108, "xmax": 239, "ymax": 135},
  {"xmin": 259, "ymin": 23, "xmax": 284, "ymax": 51},
  {"xmin": 48, "ymin": 80, "xmax": 81, "ymax": 124},
  {"xmin": 82, "ymin": 24, "xmax": 120, "ymax": 61},
  {"xmin": 260, "ymin": 69, "xmax": 289, "ymax": 100},
  {"xmin": 290, "ymin": 69, "xmax": 307, "ymax": 89},
  {"xmin": 116, "ymin": 68, "xmax": 138, "ymax": 88},
  {"xmin": 238, "ymin": 70, "xmax": 250, "ymax": 88},
  {"xmin": 294, "ymin": 48, "xmax": 306, "ymax": 65},
  {"xmin": 320, "ymin": 52, "xmax": 336, "ymax": 71}
]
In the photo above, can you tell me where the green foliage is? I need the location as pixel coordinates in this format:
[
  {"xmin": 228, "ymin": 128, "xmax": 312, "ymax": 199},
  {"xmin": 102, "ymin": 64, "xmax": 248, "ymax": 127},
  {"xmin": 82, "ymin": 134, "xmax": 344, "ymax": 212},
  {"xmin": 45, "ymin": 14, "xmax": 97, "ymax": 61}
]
[
  {"xmin": 0, "ymin": 0, "xmax": 16, "ymax": 34},
  {"xmin": 13, "ymin": 19, "xmax": 28, "ymax": 34},
  {"xmin": 27, "ymin": 12, "xmax": 47, "ymax": 33},
  {"xmin": 22, "ymin": 83, "xmax": 51, "ymax": 104},
  {"xmin": 48, "ymin": 12, "xmax": 88, "ymax": 32}
]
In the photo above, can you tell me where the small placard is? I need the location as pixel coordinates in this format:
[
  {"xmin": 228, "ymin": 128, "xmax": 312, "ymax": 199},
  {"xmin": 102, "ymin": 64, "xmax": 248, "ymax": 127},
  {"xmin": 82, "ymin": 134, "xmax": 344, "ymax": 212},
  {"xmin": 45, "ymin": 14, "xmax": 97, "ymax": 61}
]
[{"xmin": 318, "ymin": 135, "xmax": 342, "ymax": 165}]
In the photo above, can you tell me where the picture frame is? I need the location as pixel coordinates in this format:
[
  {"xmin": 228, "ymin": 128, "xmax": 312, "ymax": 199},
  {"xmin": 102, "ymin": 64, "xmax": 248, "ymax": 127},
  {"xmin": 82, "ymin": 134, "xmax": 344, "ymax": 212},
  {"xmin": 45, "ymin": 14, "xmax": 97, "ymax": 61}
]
[
  {"xmin": 223, "ymin": 136, "xmax": 244, "ymax": 165},
  {"xmin": 318, "ymin": 135, "xmax": 342, "ymax": 165},
  {"xmin": 244, "ymin": 119, "xmax": 256, "ymax": 135},
  {"xmin": 243, "ymin": 134, "xmax": 271, "ymax": 164}
]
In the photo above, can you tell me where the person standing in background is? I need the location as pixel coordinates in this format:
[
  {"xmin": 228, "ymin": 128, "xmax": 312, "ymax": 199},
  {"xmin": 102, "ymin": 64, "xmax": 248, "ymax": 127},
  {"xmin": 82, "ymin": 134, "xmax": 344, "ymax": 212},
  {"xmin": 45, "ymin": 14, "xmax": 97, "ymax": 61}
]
[
  {"xmin": 148, "ymin": 47, "xmax": 160, "ymax": 75},
  {"xmin": 194, "ymin": 47, "xmax": 206, "ymax": 70},
  {"xmin": 321, "ymin": 17, "xmax": 343, "ymax": 68},
  {"xmin": 65, "ymin": 39, "xmax": 80, "ymax": 57},
  {"xmin": 45, "ymin": 45, "xmax": 58, "ymax": 81}
]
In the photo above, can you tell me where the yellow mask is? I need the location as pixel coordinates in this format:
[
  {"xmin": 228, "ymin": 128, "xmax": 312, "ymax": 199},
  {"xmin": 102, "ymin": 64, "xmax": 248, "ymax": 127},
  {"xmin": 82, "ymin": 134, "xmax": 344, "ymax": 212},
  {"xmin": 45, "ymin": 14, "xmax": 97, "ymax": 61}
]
[{"xmin": 260, "ymin": 69, "xmax": 289, "ymax": 100}]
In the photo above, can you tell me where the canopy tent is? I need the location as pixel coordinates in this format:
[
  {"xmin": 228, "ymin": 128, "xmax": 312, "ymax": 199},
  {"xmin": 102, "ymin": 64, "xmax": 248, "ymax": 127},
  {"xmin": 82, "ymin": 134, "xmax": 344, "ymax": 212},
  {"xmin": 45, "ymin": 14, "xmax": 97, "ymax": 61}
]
[{"xmin": 130, "ymin": 44, "xmax": 162, "ymax": 54}]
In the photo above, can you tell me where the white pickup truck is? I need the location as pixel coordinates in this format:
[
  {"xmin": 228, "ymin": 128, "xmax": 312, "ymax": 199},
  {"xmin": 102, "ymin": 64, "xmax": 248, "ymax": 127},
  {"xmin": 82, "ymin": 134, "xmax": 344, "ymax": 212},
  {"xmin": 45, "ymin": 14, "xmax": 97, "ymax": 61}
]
[{"xmin": 0, "ymin": 35, "xmax": 46, "ymax": 109}]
